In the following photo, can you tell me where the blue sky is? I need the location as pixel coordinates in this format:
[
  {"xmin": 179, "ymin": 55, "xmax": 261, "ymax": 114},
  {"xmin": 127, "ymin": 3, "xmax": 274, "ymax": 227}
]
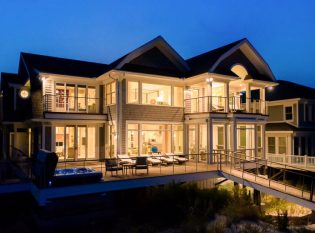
[{"xmin": 1, "ymin": 0, "xmax": 315, "ymax": 86}]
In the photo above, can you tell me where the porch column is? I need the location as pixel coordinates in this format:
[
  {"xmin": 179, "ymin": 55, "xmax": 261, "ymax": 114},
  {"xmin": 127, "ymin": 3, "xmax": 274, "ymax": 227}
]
[
  {"xmin": 261, "ymin": 124, "xmax": 266, "ymax": 159},
  {"xmin": 207, "ymin": 78, "xmax": 213, "ymax": 112},
  {"xmin": 224, "ymin": 83, "xmax": 229, "ymax": 112},
  {"xmin": 184, "ymin": 123, "xmax": 189, "ymax": 155},
  {"xmin": 246, "ymin": 83, "xmax": 251, "ymax": 113},
  {"xmin": 116, "ymin": 78, "xmax": 123, "ymax": 155},
  {"xmin": 207, "ymin": 118, "xmax": 213, "ymax": 164},
  {"xmin": 224, "ymin": 123, "xmax": 228, "ymax": 152},
  {"xmin": 230, "ymin": 120, "xmax": 237, "ymax": 152},
  {"xmin": 254, "ymin": 124, "xmax": 258, "ymax": 159},
  {"xmin": 260, "ymin": 88, "xmax": 266, "ymax": 114}
]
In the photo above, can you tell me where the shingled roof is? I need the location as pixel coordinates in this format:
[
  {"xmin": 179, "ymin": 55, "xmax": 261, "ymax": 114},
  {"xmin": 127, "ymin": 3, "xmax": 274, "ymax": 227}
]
[
  {"xmin": 185, "ymin": 39, "xmax": 245, "ymax": 76},
  {"xmin": 21, "ymin": 52, "xmax": 110, "ymax": 78},
  {"xmin": 266, "ymin": 80, "xmax": 315, "ymax": 101}
]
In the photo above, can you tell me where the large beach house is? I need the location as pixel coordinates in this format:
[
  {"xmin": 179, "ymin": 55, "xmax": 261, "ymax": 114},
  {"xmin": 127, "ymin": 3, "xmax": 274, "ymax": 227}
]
[{"xmin": 0, "ymin": 36, "xmax": 277, "ymax": 162}]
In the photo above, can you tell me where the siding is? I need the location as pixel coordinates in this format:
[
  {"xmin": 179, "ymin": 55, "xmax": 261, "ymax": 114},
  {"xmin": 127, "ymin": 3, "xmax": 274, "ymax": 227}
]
[
  {"xmin": 268, "ymin": 105, "xmax": 283, "ymax": 121},
  {"xmin": 32, "ymin": 90, "xmax": 43, "ymax": 118}
]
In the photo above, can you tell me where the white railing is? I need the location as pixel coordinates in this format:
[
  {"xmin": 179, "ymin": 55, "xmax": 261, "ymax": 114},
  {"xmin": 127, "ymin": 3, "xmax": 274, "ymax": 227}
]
[{"xmin": 267, "ymin": 154, "xmax": 315, "ymax": 169}]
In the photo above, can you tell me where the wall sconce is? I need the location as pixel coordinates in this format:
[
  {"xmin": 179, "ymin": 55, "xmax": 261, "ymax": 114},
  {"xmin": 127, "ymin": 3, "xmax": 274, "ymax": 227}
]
[{"xmin": 206, "ymin": 77, "xmax": 213, "ymax": 83}]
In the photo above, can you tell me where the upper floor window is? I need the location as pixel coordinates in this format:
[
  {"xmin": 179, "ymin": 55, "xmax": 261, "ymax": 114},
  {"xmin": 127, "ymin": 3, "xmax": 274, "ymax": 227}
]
[
  {"xmin": 173, "ymin": 86, "xmax": 183, "ymax": 107},
  {"xmin": 285, "ymin": 106, "xmax": 293, "ymax": 121},
  {"xmin": 106, "ymin": 82, "xmax": 116, "ymax": 105},
  {"xmin": 142, "ymin": 83, "xmax": 171, "ymax": 106},
  {"xmin": 127, "ymin": 81, "xmax": 139, "ymax": 104}
]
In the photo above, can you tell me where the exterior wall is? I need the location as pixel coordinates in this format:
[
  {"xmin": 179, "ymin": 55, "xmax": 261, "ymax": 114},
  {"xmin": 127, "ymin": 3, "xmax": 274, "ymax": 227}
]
[
  {"xmin": 31, "ymin": 90, "xmax": 44, "ymax": 118},
  {"xmin": 267, "ymin": 100, "xmax": 298, "ymax": 127},
  {"xmin": 120, "ymin": 79, "xmax": 184, "ymax": 154}
]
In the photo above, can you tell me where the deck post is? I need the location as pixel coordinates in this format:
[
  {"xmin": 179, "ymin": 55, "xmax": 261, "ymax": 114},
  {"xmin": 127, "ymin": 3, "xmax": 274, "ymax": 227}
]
[{"xmin": 253, "ymin": 189, "xmax": 261, "ymax": 206}]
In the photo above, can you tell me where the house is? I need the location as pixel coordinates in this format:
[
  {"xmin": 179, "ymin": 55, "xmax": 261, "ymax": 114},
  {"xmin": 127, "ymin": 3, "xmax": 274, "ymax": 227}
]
[
  {"xmin": 266, "ymin": 80, "xmax": 315, "ymax": 157},
  {"xmin": 0, "ymin": 36, "xmax": 277, "ymax": 162}
]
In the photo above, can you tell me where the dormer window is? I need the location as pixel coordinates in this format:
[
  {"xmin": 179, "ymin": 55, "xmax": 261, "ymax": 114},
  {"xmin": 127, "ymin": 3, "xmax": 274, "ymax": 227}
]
[{"xmin": 285, "ymin": 106, "xmax": 293, "ymax": 121}]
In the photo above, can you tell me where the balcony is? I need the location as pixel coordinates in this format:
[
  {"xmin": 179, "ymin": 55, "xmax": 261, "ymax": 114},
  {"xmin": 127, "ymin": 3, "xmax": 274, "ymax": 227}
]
[
  {"xmin": 184, "ymin": 96, "xmax": 267, "ymax": 114},
  {"xmin": 43, "ymin": 94, "xmax": 102, "ymax": 113}
]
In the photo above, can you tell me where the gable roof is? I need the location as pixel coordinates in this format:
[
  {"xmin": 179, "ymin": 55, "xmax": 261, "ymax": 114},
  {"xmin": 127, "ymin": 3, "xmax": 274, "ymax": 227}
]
[
  {"xmin": 21, "ymin": 52, "xmax": 109, "ymax": 78},
  {"xmin": 266, "ymin": 80, "xmax": 315, "ymax": 101},
  {"xmin": 109, "ymin": 36, "xmax": 190, "ymax": 77},
  {"xmin": 186, "ymin": 39, "xmax": 245, "ymax": 76}
]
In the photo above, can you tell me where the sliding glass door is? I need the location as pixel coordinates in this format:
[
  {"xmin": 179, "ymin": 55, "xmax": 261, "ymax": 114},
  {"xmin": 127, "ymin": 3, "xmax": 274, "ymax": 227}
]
[{"xmin": 55, "ymin": 125, "xmax": 97, "ymax": 161}]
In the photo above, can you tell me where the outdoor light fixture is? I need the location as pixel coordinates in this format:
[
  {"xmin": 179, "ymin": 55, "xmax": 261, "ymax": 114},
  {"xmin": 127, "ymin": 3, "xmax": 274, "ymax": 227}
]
[
  {"xmin": 267, "ymin": 86, "xmax": 274, "ymax": 91},
  {"xmin": 19, "ymin": 87, "xmax": 30, "ymax": 99},
  {"xmin": 206, "ymin": 77, "xmax": 213, "ymax": 83}
]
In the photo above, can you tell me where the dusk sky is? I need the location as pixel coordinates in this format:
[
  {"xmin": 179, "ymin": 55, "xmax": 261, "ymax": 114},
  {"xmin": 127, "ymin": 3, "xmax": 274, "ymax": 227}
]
[{"xmin": 1, "ymin": 0, "xmax": 315, "ymax": 87}]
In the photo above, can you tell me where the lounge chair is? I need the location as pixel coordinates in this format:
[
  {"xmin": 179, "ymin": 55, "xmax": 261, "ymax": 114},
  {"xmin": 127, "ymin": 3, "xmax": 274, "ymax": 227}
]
[
  {"xmin": 117, "ymin": 154, "xmax": 135, "ymax": 165},
  {"xmin": 160, "ymin": 154, "xmax": 175, "ymax": 165},
  {"xmin": 172, "ymin": 154, "xmax": 189, "ymax": 164},
  {"xmin": 147, "ymin": 155, "xmax": 162, "ymax": 166},
  {"xmin": 105, "ymin": 158, "xmax": 123, "ymax": 176},
  {"xmin": 135, "ymin": 156, "xmax": 149, "ymax": 175}
]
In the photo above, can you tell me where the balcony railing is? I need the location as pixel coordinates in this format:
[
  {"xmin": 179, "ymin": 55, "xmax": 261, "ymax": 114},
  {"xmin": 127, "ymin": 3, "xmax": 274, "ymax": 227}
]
[
  {"xmin": 267, "ymin": 153, "xmax": 315, "ymax": 169},
  {"xmin": 184, "ymin": 96, "xmax": 267, "ymax": 114},
  {"xmin": 43, "ymin": 94, "xmax": 101, "ymax": 113},
  {"xmin": 184, "ymin": 96, "xmax": 228, "ymax": 113}
]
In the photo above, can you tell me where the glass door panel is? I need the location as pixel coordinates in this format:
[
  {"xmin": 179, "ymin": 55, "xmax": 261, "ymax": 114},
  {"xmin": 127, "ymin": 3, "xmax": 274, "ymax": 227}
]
[
  {"xmin": 55, "ymin": 127, "xmax": 65, "ymax": 161},
  {"xmin": 87, "ymin": 127, "xmax": 96, "ymax": 159},
  {"xmin": 66, "ymin": 126, "xmax": 75, "ymax": 160},
  {"xmin": 189, "ymin": 125, "xmax": 196, "ymax": 160},
  {"xmin": 77, "ymin": 126, "xmax": 86, "ymax": 160},
  {"xmin": 199, "ymin": 124, "xmax": 207, "ymax": 162}
]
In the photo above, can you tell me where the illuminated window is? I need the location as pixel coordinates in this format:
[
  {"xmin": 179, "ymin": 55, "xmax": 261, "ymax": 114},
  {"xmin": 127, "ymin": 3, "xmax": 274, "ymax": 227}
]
[
  {"xmin": 173, "ymin": 87, "xmax": 183, "ymax": 107},
  {"xmin": 231, "ymin": 64, "xmax": 248, "ymax": 79},
  {"xmin": 278, "ymin": 137, "xmax": 287, "ymax": 154},
  {"xmin": 142, "ymin": 83, "xmax": 171, "ymax": 106},
  {"xmin": 268, "ymin": 137, "xmax": 276, "ymax": 154},
  {"xmin": 127, "ymin": 81, "xmax": 139, "ymax": 104},
  {"xmin": 106, "ymin": 82, "xmax": 116, "ymax": 105}
]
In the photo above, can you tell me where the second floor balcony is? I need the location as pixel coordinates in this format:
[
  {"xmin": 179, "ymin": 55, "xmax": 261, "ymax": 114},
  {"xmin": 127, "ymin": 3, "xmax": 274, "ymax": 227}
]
[
  {"xmin": 43, "ymin": 94, "xmax": 102, "ymax": 114},
  {"xmin": 184, "ymin": 96, "xmax": 267, "ymax": 115}
]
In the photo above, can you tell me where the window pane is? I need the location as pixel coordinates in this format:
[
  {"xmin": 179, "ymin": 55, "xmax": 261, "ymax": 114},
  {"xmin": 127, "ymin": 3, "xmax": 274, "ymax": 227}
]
[
  {"xmin": 142, "ymin": 83, "xmax": 171, "ymax": 106},
  {"xmin": 128, "ymin": 81, "xmax": 139, "ymax": 104},
  {"xmin": 78, "ymin": 86, "xmax": 86, "ymax": 110},
  {"xmin": 128, "ymin": 130, "xmax": 138, "ymax": 155},
  {"xmin": 88, "ymin": 87, "xmax": 96, "ymax": 113},
  {"xmin": 199, "ymin": 124, "xmax": 207, "ymax": 161},
  {"xmin": 174, "ymin": 87, "xmax": 183, "ymax": 107},
  {"xmin": 128, "ymin": 124, "xmax": 138, "ymax": 130},
  {"xmin": 268, "ymin": 137, "xmax": 276, "ymax": 154},
  {"xmin": 278, "ymin": 137, "xmax": 286, "ymax": 154},
  {"xmin": 66, "ymin": 84, "xmax": 75, "ymax": 111},
  {"xmin": 285, "ymin": 106, "xmax": 293, "ymax": 120}
]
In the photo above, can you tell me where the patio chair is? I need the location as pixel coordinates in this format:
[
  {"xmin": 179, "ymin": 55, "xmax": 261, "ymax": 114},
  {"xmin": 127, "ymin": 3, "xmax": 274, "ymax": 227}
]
[
  {"xmin": 135, "ymin": 156, "xmax": 149, "ymax": 175},
  {"xmin": 117, "ymin": 154, "xmax": 135, "ymax": 165},
  {"xmin": 105, "ymin": 158, "xmax": 123, "ymax": 176}
]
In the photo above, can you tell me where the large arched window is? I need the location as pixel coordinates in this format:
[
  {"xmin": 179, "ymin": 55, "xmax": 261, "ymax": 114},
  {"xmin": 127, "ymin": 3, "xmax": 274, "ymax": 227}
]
[{"xmin": 231, "ymin": 64, "xmax": 248, "ymax": 79}]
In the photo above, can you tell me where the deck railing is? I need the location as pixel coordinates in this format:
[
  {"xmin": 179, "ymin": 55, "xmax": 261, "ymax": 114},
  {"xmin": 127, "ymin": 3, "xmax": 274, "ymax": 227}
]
[
  {"xmin": 43, "ymin": 94, "xmax": 101, "ymax": 113},
  {"xmin": 267, "ymin": 153, "xmax": 315, "ymax": 169},
  {"xmin": 184, "ymin": 96, "xmax": 266, "ymax": 114}
]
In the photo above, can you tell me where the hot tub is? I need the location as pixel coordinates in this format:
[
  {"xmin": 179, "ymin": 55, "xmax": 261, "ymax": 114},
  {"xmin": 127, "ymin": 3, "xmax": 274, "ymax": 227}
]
[{"xmin": 52, "ymin": 168, "xmax": 103, "ymax": 186}]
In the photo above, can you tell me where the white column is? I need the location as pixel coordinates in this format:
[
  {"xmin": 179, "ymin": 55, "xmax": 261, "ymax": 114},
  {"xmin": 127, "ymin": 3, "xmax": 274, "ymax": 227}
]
[
  {"xmin": 224, "ymin": 83, "xmax": 229, "ymax": 112},
  {"xmin": 207, "ymin": 118, "xmax": 213, "ymax": 163},
  {"xmin": 260, "ymin": 88, "xmax": 266, "ymax": 114},
  {"xmin": 224, "ymin": 123, "xmax": 228, "ymax": 152},
  {"xmin": 261, "ymin": 124, "xmax": 266, "ymax": 159},
  {"xmin": 254, "ymin": 125, "xmax": 258, "ymax": 159},
  {"xmin": 230, "ymin": 120, "xmax": 237, "ymax": 152},
  {"xmin": 208, "ymin": 81, "xmax": 212, "ymax": 112},
  {"xmin": 246, "ymin": 83, "xmax": 251, "ymax": 113}
]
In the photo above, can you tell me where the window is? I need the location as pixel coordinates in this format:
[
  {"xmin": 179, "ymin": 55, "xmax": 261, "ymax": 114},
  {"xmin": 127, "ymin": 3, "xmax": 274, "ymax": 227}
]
[
  {"xmin": 127, "ymin": 81, "xmax": 139, "ymax": 104},
  {"xmin": 294, "ymin": 137, "xmax": 299, "ymax": 155},
  {"xmin": 88, "ymin": 87, "xmax": 96, "ymax": 113},
  {"xmin": 173, "ymin": 87, "xmax": 183, "ymax": 107},
  {"xmin": 285, "ymin": 106, "xmax": 293, "ymax": 120},
  {"xmin": 127, "ymin": 124, "xmax": 139, "ymax": 155},
  {"xmin": 142, "ymin": 83, "xmax": 171, "ymax": 106},
  {"xmin": 106, "ymin": 82, "xmax": 116, "ymax": 105},
  {"xmin": 278, "ymin": 137, "xmax": 287, "ymax": 154},
  {"xmin": 173, "ymin": 125, "xmax": 183, "ymax": 153},
  {"xmin": 268, "ymin": 137, "xmax": 276, "ymax": 154}
]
